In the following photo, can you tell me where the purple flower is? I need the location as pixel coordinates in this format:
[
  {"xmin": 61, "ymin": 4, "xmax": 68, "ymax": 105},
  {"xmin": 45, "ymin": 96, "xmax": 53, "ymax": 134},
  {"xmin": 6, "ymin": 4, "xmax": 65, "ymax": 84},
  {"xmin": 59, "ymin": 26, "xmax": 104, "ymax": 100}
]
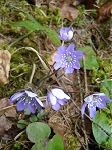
[
  {"xmin": 46, "ymin": 88, "xmax": 70, "ymax": 110},
  {"xmin": 58, "ymin": 27, "xmax": 74, "ymax": 41},
  {"xmin": 9, "ymin": 90, "xmax": 44, "ymax": 113},
  {"xmin": 54, "ymin": 43, "xmax": 83, "ymax": 74},
  {"xmin": 81, "ymin": 93, "xmax": 111, "ymax": 118}
]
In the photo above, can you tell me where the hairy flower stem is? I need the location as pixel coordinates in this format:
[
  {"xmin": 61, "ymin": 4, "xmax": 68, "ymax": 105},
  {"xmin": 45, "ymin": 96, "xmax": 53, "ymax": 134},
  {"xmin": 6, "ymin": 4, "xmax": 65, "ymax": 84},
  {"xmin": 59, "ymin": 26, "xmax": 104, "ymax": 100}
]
[
  {"xmin": 77, "ymin": 70, "xmax": 89, "ymax": 150},
  {"xmin": 29, "ymin": 63, "xmax": 36, "ymax": 84},
  {"xmin": 82, "ymin": 56, "xmax": 88, "ymax": 96}
]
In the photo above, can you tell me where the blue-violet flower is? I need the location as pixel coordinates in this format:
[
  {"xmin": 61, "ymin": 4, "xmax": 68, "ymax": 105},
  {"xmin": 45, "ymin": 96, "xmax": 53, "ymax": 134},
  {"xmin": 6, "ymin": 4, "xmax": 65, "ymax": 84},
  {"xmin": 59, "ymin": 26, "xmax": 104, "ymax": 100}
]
[
  {"xmin": 46, "ymin": 88, "xmax": 70, "ymax": 110},
  {"xmin": 54, "ymin": 43, "xmax": 83, "ymax": 74},
  {"xmin": 9, "ymin": 90, "xmax": 44, "ymax": 113},
  {"xmin": 58, "ymin": 27, "xmax": 74, "ymax": 41},
  {"xmin": 81, "ymin": 93, "xmax": 111, "ymax": 118}
]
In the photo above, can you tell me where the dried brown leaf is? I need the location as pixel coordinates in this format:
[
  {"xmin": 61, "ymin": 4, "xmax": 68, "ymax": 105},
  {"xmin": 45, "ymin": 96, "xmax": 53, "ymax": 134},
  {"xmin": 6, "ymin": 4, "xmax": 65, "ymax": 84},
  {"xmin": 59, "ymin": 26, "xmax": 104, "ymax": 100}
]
[
  {"xmin": 0, "ymin": 50, "xmax": 11, "ymax": 85},
  {"xmin": 97, "ymin": 0, "xmax": 112, "ymax": 24},
  {"xmin": 74, "ymin": 0, "xmax": 96, "ymax": 9},
  {"xmin": 5, "ymin": 105, "xmax": 17, "ymax": 118},
  {"xmin": 0, "ymin": 98, "xmax": 8, "ymax": 116},
  {"xmin": 0, "ymin": 115, "xmax": 12, "ymax": 135},
  {"xmin": 47, "ymin": 50, "xmax": 57, "ymax": 65},
  {"xmin": 60, "ymin": 1, "xmax": 79, "ymax": 21}
]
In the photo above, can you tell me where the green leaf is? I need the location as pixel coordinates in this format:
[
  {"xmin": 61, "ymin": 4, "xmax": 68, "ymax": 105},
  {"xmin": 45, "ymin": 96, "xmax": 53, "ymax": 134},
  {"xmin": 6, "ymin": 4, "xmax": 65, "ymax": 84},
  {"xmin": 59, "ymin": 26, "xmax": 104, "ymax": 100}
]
[
  {"xmin": 31, "ymin": 142, "xmax": 46, "ymax": 150},
  {"xmin": 30, "ymin": 115, "xmax": 38, "ymax": 122},
  {"xmin": 101, "ymin": 78, "xmax": 112, "ymax": 98},
  {"xmin": 37, "ymin": 109, "xmax": 45, "ymax": 119},
  {"xmin": 27, "ymin": 122, "xmax": 51, "ymax": 143},
  {"xmin": 14, "ymin": 21, "xmax": 42, "ymax": 31},
  {"xmin": 79, "ymin": 46, "xmax": 99, "ymax": 70},
  {"xmin": 24, "ymin": 108, "xmax": 31, "ymax": 115},
  {"xmin": 44, "ymin": 28, "xmax": 61, "ymax": 47},
  {"xmin": 92, "ymin": 111, "xmax": 112, "ymax": 144},
  {"xmin": 13, "ymin": 20, "xmax": 61, "ymax": 46},
  {"xmin": 9, "ymin": 31, "xmax": 33, "ymax": 47},
  {"xmin": 17, "ymin": 119, "xmax": 27, "ymax": 129},
  {"xmin": 100, "ymin": 78, "xmax": 112, "ymax": 114},
  {"xmin": 46, "ymin": 135, "xmax": 64, "ymax": 150},
  {"xmin": 108, "ymin": 136, "xmax": 112, "ymax": 148}
]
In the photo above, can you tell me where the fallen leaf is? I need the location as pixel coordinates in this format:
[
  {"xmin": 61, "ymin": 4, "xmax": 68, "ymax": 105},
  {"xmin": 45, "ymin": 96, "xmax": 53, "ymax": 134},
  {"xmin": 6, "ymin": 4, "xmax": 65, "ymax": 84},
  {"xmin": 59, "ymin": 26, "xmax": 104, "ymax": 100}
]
[
  {"xmin": 0, "ymin": 50, "xmax": 11, "ymax": 85},
  {"xmin": 5, "ymin": 105, "xmax": 17, "ymax": 118},
  {"xmin": 0, "ymin": 98, "xmax": 8, "ymax": 116},
  {"xmin": 47, "ymin": 50, "xmax": 57, "ymax": 65},
  {"xmin": 74, "ymin": 0, "xmax": 96, "ymax": 9},
  {"xmin": 0, "ymin": 115, "xmax": 12, "ymax": 135},
  {"xmin": 60, "ymin": 0, "xmax": 79, "ymax": 21},
  {"xmin": 97, "ymin": 0, "xmax": 112, "ymax": 24}
]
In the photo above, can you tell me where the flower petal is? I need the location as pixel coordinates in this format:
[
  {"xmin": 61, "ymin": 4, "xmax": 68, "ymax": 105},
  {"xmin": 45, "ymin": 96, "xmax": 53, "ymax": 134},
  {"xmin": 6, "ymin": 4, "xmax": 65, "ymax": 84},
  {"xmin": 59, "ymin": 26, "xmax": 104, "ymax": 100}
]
[
  {"xmin": 73, "ymin": 60, "xmax": 80, "ymax": 69},
  {"xmin": 9, "ymin": 91, "xmax": 24, "ymax": 103},
  {"xmin": 52, "ymin": 103, "xmax": 60, "ymax": 110},
  {"xmin": 57, "ymin": 99, "xmax": 65, "ymax": 105},
  {"xmin": 81, "ymin": 102, "xmax": 87, "ymax": 115},
  {"xmin": 48, "ymin": 91, "xmax": 57, "ymax": 105},
  {"xmin": 58, "ymin": 46, "xmax": 66, "ymax": 54},
  {"xmin": 28, "ymin": 103, "xmax": 36, "ymax": 113},
  {"xmin": 67, "ymin": 43, "xmax": 74, "ymax": 53},
  {"xmin": 68, "ymin": 31, "xmax": 73, "ymax": 40},
  {"xmin": 54, "ymin": 54, "xmax": 62, "ymax": 62},
  {"xmin": 73, "ymin": 50, "xmax": 83, "ymax": 59},
  {"xmin": 54, "ymin": 62, "xmax": 61, "ymax": 70},
  {"xmin": 35, "ymin": 97, "xmax": 43, "ymax": 107},
  {"xmin": 100, "ymin": 95, "xmax": 111, "ymax": 103},
  {"xmin": 84, "ymin": 95, "xmax": 93, "ymax": 103},
  {"xmin": 89, "ymin": 107, "xmax": 96, "ymax": 118},
  {"xmin": 25, "ymin": 90, "xmax": 37, "ymax": 97},
  {"xmin": 65, "ymin": 67, "xmax": 74, "ymax": 74},
  {"xmin": 51, "ymin": 89, "xmax": 65, "ymax": 99},
  {"xmin": 16, "ymin": 101, "xmax": 27, "ymax": 111}
]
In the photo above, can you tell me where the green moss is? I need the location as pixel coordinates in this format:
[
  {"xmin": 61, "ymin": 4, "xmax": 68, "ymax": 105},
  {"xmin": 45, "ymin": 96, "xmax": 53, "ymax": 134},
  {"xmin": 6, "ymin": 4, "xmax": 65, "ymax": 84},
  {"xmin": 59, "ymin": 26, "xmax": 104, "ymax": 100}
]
[{"xmin": 66, "ymin": 135, "xmax": 77, "ymax": 150}]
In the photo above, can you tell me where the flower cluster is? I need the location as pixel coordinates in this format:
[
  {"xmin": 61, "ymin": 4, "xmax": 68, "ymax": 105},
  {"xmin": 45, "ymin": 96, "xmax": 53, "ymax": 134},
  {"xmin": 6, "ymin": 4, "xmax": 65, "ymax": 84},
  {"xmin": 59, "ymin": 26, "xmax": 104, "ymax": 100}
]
[
  {"xmin": 9, "ymin": 90, "xmax": 43, "ymax": 113},
  {"xmin": 46, "ymin": 88, "xmax": 70, "ymax": 110},
  {"xmin": 9, "ymin": 88, "xmax": 70, "ymax": 113},
  {"xmin": 81, "ymin": 93, "xmax": 111, "ymax": 118},
  {"xmin": 8, "ymin": 26, "xmax": 111, "ymax": 119},
  {"xmin": 54, "ymin": 27, "xmax": 83, "ymax": 74}
]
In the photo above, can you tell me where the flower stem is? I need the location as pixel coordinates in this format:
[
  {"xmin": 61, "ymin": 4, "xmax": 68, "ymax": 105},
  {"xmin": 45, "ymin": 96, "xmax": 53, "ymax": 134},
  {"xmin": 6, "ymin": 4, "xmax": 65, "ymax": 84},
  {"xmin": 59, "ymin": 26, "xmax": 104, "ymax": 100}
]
[{"xmin": 29, "ymin": 63, "xmax": 36, "ymax": 84}]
